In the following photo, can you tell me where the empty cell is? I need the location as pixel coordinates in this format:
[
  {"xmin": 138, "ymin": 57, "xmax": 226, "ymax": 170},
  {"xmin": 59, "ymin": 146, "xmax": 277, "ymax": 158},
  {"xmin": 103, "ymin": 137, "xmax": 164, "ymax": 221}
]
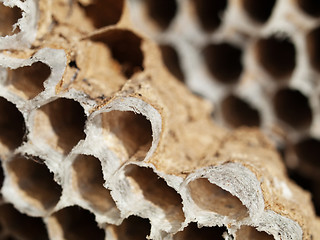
[
  {"xmin": 0, "ymin": 97, "xmax": 25, "ymax": 151},
  {"xmin": 236, "ymin": 226, "xmax": 274, "ymax": 240},
  {"xmin": 125, "ymin": 165, "xmax": 185, "ymax": 224},
  {"xmin": 273, "ymin": 88, "xmax": 312, "ymax": 129},
  {"xmin": 159, "ymin": 44, "xmax": 185, "ymax": 82},
  {"xmin": 0, "ymin": 3, "xmax": 22, "ymax": 36},
  {"xmin": 297, "ymin": 0, "xmax": 320, "ymax": 17},
  {"xmin": 8, "ymin": 155, "xmax": 62, "ymax": 210},
  {"xmin": 92, "ymin": 30, "xmax": 144, "ymax": 78},
  {"xmin": 145, "ymin": 0, "xmax": 177, "ymax": 30},
  {"xmin": 307, "ymin": 26, "xmax": 320, "ymax": 72},
  {"xmin": 52, "ymin": 206, "xmax": 105, "ymax": 240},
  {"xmin": 192, "ymin": 0, "xmax": 227, "ymax": 32},
  {"xmin": 287, "ymin": 170, "xmax": 320, "ymax": 215},
  {"xmin": 36, "ymin": 98, "xmax": 86, "ymax": 154},
  {"xmin": 294, "ymin": 138, "xmax": 320, "ymax": 167},
  {"xmin": 0, "ymin": 204, "xmax": 49, "ymax": 240},
  {"xmin": 0, "ymin": 160, "xmax": 4, "ymax": 189},
  {"xmin": 82, "ymin": 0, "xmax": 124, "ymax": 28},
  {"xmin": 203, "ymin": 43, "xmax": 243, "ymax": 84},
  {"xmin": 174, "ymin": 222, "xmax": 226, "ymax": 240},
  {"xmin": 242, "ymin": 0, "xmax": 276, "ymax": 23},
  {"xmin": 111, "ymin": 215, "xmax": 151, "ymax": 240},
  {"xmin": 73, "ymin": 154, "xmax": 117, "ymax": 213},
  {"xmin": 221, "ymin": 95, "xmax": 261, "ymax": 128},
  {"xmin": 188, "ymin": 178, "xmax": 249, "ymax": 220},
  {"xmin": 256, "ymin": 36, "xmax": 296, "ymax": 79},
  {"xmin": 6, "ymin": 62, "xmax": 51, "ymax": 100},
  {"xmin": 102, "ymin": 111, "xmax": 152, "ymax": 159}
]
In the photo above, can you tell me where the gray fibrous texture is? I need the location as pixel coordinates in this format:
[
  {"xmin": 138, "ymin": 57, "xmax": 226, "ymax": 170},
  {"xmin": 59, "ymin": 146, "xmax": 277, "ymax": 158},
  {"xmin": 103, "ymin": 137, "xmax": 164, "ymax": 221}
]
[
  {"xmin": 128, "ymin": 0, "xmax": 320, "ymax": 217},
  {"xmin": 0, "ymin": 0, "xmax": 319, "ymax": 239}
]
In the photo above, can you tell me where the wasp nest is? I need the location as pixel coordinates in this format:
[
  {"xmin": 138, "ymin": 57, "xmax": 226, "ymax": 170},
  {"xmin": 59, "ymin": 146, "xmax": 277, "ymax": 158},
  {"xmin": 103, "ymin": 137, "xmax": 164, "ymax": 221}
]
[
  {"xmin": 0, "ymin": 0, "xmax": 319, "ymax": 239},
  {"xmin": 128, "ymin": 0, "xmax": 320, "ymax": 219}
]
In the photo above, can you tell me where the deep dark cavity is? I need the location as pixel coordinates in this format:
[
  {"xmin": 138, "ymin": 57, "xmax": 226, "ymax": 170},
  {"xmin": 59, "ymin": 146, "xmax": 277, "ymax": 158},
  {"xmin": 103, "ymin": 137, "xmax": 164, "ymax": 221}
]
[{"xmin": 203, "ymin": 43, "xmax": 243, "ymax": 84}]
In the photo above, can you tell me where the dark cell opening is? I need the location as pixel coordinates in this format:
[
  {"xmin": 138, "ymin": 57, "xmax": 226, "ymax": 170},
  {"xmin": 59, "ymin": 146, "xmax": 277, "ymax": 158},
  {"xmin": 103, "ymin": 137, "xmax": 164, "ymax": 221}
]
[
  {"xmin": 174, "ymin": 222, "xmax": 226, "ymax": 240},
  {"xmin": 8, "ymin": 155, "xmax": 62, "ymax": 210},
  {"xmin": 92, "ymin": 30, "xmax": 144, "ymax": 78},
  {"xmin": 73, "ymin": 155, "xmax": 117, "ymax": 213},
  {"xmin": 7, "ymin": 62, "xmax": 51, "ymax": 99},
  {"xmin": 273, "ymin": 88, "xmax": 312, "ymax": 129},
  {"xmin": 125, "ymin": 165, "xmax": 185, "ymax": 225},
  {"xmin": 113, "ymin": 216, "xmax": 151, "ymax": 240},
  {"xmin": 159, "ymin": 44, "xmax": 185, "ymax": 82},
  {"xmin": 0, "ymin": 204, "xmax": 49, "ymax": 240},
  {"xmin": 0, "ymin": 97, "xmax": 25, "ymax": 151},
  {"xmin": 52, "ymin": 206, "xmax": 105, "ymax": 240},
  {"xmin": 0, "ymin": 4, "xmax": 22, "ymax": 36},
  {"xmin": 242, "ymin": 0, "xmax": 276, "ymax": 23},
  {"xmin": 102, "ymin": 111, "xmax": 153, "ymax": 159},
  {"xmin": 297, "ymin": 0, "xmax": 320, "ymax": 17},
  {"xmin": 82, "ymin": 0, "xmax": 124, "ymax": 28},
  {"xmin": 288, "ymin": 170, "xmax": 320, "ymax": 216},
  {"xmin": 236, "ymin": 226, "xmax": 275, "ymax": 240},
  {"xmin": 38, "ymin": 98, "xmax": 86, "ymax": 154},
  {"xmin": 221, "ymin": 95, "xmax": 261, "ymax": 128},
  {"xmin": 295, "ymin": 138, "xmax": 320, "ymax": 167},
  {"xmin": 256, "ymin": 36, "xmax": 296, "ymax": 79},
  {"xmin": 188, "ymin": 178, "xmax": 249, "ymax": 220},
  {"xmin": 203, "ymin": 43, "xmax": 243, "ymax": 84},
  {"xmin": 307, "ymin": 26, "xmax": 320, "ymax": 72},
  {"xmin": 145, "ymin": 0, "xmax": 177, "ymax": 30},
  {"xmin": 192, "ymin": 0, "xmax": 227, "ymax": 32}
]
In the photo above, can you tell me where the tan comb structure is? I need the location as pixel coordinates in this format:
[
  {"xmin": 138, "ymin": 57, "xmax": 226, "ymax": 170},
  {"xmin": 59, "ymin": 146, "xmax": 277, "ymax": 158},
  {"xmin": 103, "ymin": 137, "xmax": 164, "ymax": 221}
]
[
  {"xmin": 128, "ymin": 0, "xmax": 320, "ymax": 219},
  {"xmin": 0, "ymin": 0, "xmax": 319, "ymax": 239}
]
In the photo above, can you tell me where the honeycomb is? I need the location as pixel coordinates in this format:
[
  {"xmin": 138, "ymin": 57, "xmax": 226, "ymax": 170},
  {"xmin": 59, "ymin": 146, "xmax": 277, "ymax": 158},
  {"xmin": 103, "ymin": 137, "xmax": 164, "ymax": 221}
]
[
  {"xmin": 0, "ymin": 0, "xmax": 319, "ymax": 240},
  {"xmin": 128, "ymin": 0, "xmax": 320, "ymax": 217}
]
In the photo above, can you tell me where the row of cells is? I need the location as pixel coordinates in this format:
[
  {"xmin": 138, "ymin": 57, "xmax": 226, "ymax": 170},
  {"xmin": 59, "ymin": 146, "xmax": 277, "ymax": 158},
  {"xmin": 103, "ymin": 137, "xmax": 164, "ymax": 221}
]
[
  {"xmin": 0, "ymin": 203, "xmax": 274, "ymax": 240},
  {"xmin": 0, "ymin": 0, "xmax": 126, "ymax": 37},
  {"xmin": 161, "ymin": 24, "xmax": 320, "ymax": 85},
  {"xmin": 143, "ymin": 0, "xmax": 320, "ymax": 32},
  {"xmin": 1, "ymin": 29, "xmax": 144, "ymax": 102},
  {"xmin": 0, "ymin": 153, "xmax": 274, "ymax": 240}
]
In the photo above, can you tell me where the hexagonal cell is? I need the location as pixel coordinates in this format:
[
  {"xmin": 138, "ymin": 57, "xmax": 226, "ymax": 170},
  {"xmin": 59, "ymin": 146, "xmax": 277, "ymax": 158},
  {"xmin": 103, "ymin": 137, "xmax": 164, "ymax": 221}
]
[
  {"xmin": 307, "ymin": 26, "xmax": 320, "ymax": 72},
  {"xmin": 273, "ymin": 88, "xmax": 312, "ymax": 130},
  {"xmin": 221, "ymin": 95, "xmax": 261, "ymax": 128},
  {"xmin": 73, "ymin": 154, "xmax": 117, "ymax": 213},
  {"xmin": 81, "ymin": 0, "xmax": 124, "ymax": 28},
  {"xmin": 173, "ymin": 222, "xmax": 226, "ymax": 240},
  {"xmin": 297, "ymin": 0, "xmax": 320, "ymax": 18},
  {"xmin": 92, "ymin": 30, "xmax": 144, "ymax": 78},
  {"xmin": 124, "ymin": 165, "xmax": 185, "ymax": 225},
  {"xmin": 101, "ymin": 111, "xmax": 152, "ymax": 160},
  {"xmin": 256, "ymin": 35, "xmax": 296, "ymax": 80},
  {"xmin": 192, "ymin": 0, "xmax": 227, "ymax": 32},
  {"xmin": 0, "ymin": 204, "xmax": 49, "ymax": 240},
  {"xmin": 0, "ymin": 3, "xmax": 22, "ymax": 36},
  {"xmin": 159, "ymin": 44, "xmax": 185, "ymax": 82},
  {"xmin": 0, "ymin": 97, "xmax": 25, "ymax": 153},
  {"xmin": 51, "ymin": 206, "xmax": 105, "ymax": 240},
  {"xmin": 109, "ymin": 215, "xmax": 151, "ymax": 240},
  {"xmin": 6, "ymin": 62, "xmax": 51, "ymax": 100},
  {"xmin": 203, "ymin": 43, "xmax": 243, "ymax": 84},
  {"xmin": 144, "ymin": 0, "xmax": 177, "ymax": 30},
  {"xmin": 236, "ymin": 226, "xmax": 274, "ymax": 240},
  {"xmin": 34, "ymin": 98, "xmax": 86, "ymax": 154},
  {"xmin": 242, "ymin": 0, "xmax": 276, "ymax": 23},
  {"xmin": 7, "ymin": 155, "xmax": 62, "ymax": 210},
  {"xmin": 188, "ymin": 178, "xmax": 249, "ymax": 220},
  {"xmin": 295, "ymin": 138, "xmax": 320, "ymax": 167}
]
